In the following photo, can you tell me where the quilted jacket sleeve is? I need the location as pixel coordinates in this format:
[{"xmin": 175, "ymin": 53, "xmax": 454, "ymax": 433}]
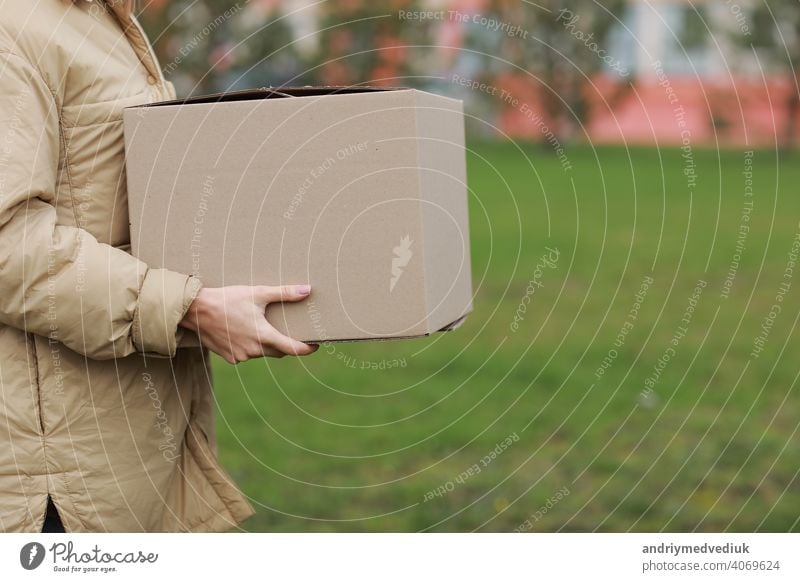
[{"xmin": 0, "ymin": 50, "xmax": 202, "ymax": 360}]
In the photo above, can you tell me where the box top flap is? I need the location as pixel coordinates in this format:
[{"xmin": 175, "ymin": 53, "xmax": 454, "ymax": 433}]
[{"xmin": 135, "ymin": 85, "xmax": 411, "ymax": 108}]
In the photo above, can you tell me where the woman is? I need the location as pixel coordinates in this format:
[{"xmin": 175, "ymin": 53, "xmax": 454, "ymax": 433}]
[{"xmin": 0, "ymin": 0, "xmax": 316, "ymax": 532}]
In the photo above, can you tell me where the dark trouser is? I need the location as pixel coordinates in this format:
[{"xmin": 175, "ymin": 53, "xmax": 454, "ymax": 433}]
[{"xmin": 41, "ymin": 497, "xmax": 65, "ymax": 533}]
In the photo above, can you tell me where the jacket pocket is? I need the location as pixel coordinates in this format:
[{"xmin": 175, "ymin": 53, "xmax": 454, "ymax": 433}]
[{"xmin": 60, "ymin": 89, "xmax": 154, "ymax": 128}]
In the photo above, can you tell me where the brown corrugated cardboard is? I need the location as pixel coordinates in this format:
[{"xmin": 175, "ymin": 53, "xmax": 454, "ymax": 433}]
[{"xmin": 123, "ymin": 86, "xmax": 472, "ymax": 342}]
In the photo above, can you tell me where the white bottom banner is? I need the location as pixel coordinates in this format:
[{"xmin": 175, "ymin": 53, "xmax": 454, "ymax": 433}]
[{"xmin": 1, "ymin": 533, "xmax": 797, "ymax": 581}]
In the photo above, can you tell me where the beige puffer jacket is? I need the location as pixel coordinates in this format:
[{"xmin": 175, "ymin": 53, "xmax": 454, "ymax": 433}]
[{"xmin": 0, "ymin": 0, "xmax": 254, "ymax": 531}]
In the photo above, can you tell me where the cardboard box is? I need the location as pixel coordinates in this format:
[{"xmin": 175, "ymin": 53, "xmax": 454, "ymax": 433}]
[{"xmin": 123, "ymin": 86, "xmax": 472, "ymax": 342}]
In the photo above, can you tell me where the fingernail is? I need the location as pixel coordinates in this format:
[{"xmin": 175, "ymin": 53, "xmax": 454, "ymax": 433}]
[{"xmin": 297, "ymin": 285, "xmax": 311, "ymax": 296}]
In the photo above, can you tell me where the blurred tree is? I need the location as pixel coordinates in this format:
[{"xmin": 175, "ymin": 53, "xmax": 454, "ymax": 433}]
[
  {"xmin": 225, "ymin": 1, "xmax": 304, "ymax": 89},
  {"xmin": 140, "ymin": 0, "xmax": 299, "ymax": 94},
  {"xmin": 483, "ymin": 0, "xmax": 628, "ymax": 142},
  {"xmin": 312, "ymin": 0, "xmax": 433, "ymax": 87},
  {"xmin": 747, "ymin": 0, "xmax": 800, "ymax": 148},
  {"xmin": 138, "ymin": 0, "xmax": 631, "ymax": 143},
  {"xmin": 679, "ymin": 3, "xmax": 709, "ymax": 51}
]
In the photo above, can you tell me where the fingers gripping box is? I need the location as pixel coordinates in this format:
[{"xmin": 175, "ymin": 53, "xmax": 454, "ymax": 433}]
[{"xmin": 123, "ymin": 86, "xmax": 472, "ymax": 342}]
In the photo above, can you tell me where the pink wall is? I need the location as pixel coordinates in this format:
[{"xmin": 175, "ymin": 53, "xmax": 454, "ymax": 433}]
[{"xmin": 497, "ymin": 73, "xmax": 799, "ymax": 148}]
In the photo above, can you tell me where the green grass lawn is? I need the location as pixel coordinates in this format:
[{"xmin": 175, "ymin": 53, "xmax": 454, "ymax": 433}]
[{"xmin": 211, "ymin": 142, "xmax": 800, "ymax": 532}]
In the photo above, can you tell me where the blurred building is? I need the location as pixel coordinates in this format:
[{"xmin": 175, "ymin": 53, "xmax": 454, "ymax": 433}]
[{"xmin": 587, "ymin": 0, "xmax": 796, "ymax": 147}]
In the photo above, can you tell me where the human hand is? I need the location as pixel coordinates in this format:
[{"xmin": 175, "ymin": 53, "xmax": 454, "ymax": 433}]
[{"xmin": 179, "ymin": 284, "xmax": 318, "ymax": 364}]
